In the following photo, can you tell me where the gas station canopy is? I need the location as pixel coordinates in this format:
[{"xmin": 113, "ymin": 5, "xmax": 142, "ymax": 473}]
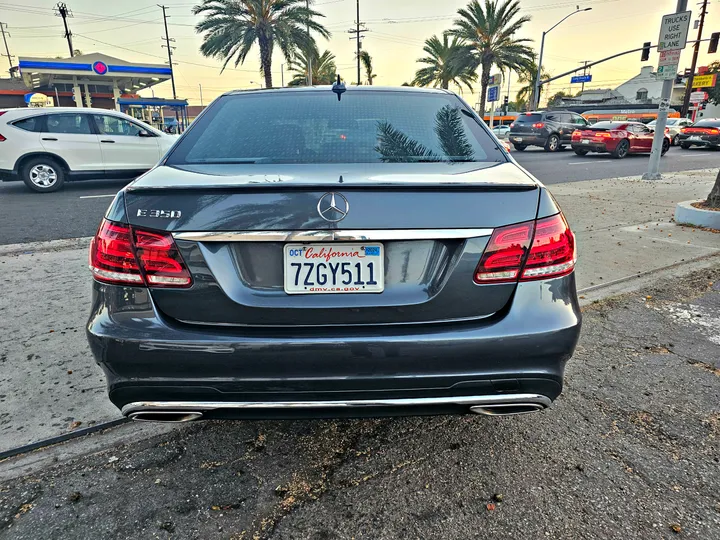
[{"xmin": 17, "ymin": 53, "xmax": 173, "ymax": 110}]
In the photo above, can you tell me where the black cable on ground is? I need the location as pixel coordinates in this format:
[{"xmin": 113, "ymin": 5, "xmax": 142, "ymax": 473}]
[{"xmin": 0, "ymin": 418, "xmax": 130, "ymax": 462}]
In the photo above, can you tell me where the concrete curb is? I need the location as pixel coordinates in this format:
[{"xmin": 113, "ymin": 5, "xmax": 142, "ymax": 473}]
[
  {"xmin": 0, "ymin": 236, "xmax": 93, "ymax": 256},
  {"xmin": 675, "ymin": 200, "xmax": 720, "ymax": 229}
]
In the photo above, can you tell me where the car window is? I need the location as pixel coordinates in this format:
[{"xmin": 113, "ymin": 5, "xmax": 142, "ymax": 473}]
[
  {"xmin": 44, "ymin": 113, "xmax": 92, "ymax": 134},
  {"xmin": 517, "ymin": 113, "xmax": 543, "ymax": 123},
  {"xmin": 12, "ymin": 116, "xmax": 41, "ymax": 132},
  {"xmin": 571, "ymin": 114, "xmax": 586, "ymax": 125},
  {"xmin": 168, "ymin": 92, "xmax": 501, "ymax": 165},
  {"xmin": 93, "ymin": 115, "xmax": 145, "ymax": 136},
  {"xmin": 545, "ymin": 113, "xmax": 559, "ymax": 122},
  {"xmin": 665, "ymin": 119, "xmax": 678, "ymax": 126}
]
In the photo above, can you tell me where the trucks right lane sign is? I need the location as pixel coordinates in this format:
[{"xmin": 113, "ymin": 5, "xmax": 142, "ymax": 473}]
[{"xmin": 657, "ymin": 11, "xmax": 692, "ymax": 52}]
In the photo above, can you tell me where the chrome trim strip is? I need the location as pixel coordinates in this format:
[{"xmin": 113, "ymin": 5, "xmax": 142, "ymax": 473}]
[
  {"xmin": 121, "ymin": 394, "xmax": 551, "ymax": 416},
  {"xmin": 173, "ymin": 228, "xmax": 494, "ymax": 242}
]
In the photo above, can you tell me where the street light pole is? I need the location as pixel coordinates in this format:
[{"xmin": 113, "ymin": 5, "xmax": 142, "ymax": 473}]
[
  {"xmin": 533, "ymin": 7, "xmax": 592, "ymax": 110},
  {"xmin": 644, "ymin": 0, "xmax": 689, "ymax": 180}
]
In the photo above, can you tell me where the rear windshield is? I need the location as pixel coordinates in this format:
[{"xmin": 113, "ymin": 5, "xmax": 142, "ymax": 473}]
[
  {"xmin": 693, "ymin": 119, "xmax": 720, "ymax": 127},
  {"xmin": 591, "ymin": 122, "xmax": 628, "ymax": 130},
  {"xmin": 167, "ymin": 91, "xmax": 502, "ymax": 165},
  {"xmin": 516, "ymin": 113, "xmax": 542, "ymax": 122}
]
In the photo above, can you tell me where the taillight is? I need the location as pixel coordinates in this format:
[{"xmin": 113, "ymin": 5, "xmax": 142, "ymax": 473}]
[
  {"xmin": 710, "ymin": 128, "xmax": 720, "ymax": 135},
  {"xmin": 0, "ymin": 133, "xmax": 5, "ymax": 142},
  {"xmin": 681, "ymin": 128, "xmax": 687, "ymax": 134},
  {"xmin": 532, "ymin": 122, "xmax": 545, "ymax": 129},
  {"xmin": 474, "ymin": 213, "xmax": 576, "ymax": 284},
  {"xmin": 89, "ymin": 219, "xmax": 192, "ymax": 288},
  {"xmin": 571, "ymin": 131, "xmax": 581, "ymax": 140},
  {"xmin": 521, "ymin": 213, "xmax": 576, "ymax": 280},
  {"xmin": 509, "ymin": 122, "xmax": 515, "ymax": 128}
]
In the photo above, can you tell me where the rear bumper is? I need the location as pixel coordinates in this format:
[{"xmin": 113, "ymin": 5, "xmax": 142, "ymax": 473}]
[
  {"xmin": 508, "ymin": 134, "xmax": 547, "ymax": 146},
  {"xmin": 87, "ymin": 275, "xmax": 582, "ymax": 418},
  {"xmin": 677, "ymin": 135, "xmax": 720, "ymax": 147},
  {"xmin": 0, "ymin": 168, "xmax": 17, "ymax": 181},
  {"xmin": 571, "ymin": 142, "xmax": 609, "ymax": 153}
]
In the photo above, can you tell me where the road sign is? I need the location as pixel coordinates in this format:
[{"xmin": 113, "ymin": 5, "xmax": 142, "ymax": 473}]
[
  {"xmin": 692, "ymin": 73, "xmax": 717, "ymax": 88},
  {"xmin": 657, "ymin": 49, "xmax": 681, "ymax": 80},
  {"xmin": 657, "ymin": 11, "xmax": 692, "ymax": 52},
  {"xmin": 487, "ymin": 85, "xmax": 500, "ymax": 103},
  {"xmin": 571, "ymin": 74, "xmax": 592, "ymax": 84},
  {"xmin": 488, "ymin": 74, "xmax": 503, "ymax": 86},
  {"xmin": 689, "ymin": 91, "xmax": 708, "ymax": 103}
]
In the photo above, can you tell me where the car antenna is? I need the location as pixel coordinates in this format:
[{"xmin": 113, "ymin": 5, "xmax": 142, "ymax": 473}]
[{"xmin": 332, "ymin": 75, "xmax": 346, "ymax": 101}]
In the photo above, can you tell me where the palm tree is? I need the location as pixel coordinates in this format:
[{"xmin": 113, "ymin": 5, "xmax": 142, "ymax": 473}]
[
  {"xmin": 448, "ymin": 0, "xmax": 534, "ymax": 116},
  {"xmin": 515, "ymin": 62, "xmax": 549, "ymax": 111},
  {"xmin": 411, "ymin": 34, "xmax": 477, "ymax": 92},
  {"xmin": 192, "ymin": 0, "xmax": 331, "ymax": 88},
  {"xmin": 288, "ymin": 44, "xmax": 337, "ymax": 86},
  {"xmin": 359, "ymin": 51, "xmax": 377, "ymax": 85}
]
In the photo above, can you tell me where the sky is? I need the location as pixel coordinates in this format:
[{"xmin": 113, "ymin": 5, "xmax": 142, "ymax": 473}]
[{"xmin": 1, "ymin": 0, "xmax": 719, "ymax": 107}]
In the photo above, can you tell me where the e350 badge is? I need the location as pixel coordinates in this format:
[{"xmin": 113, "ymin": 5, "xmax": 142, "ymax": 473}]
[{"xmin": 137, "ymin": 209, "xmax": 182, "ymax": 218}]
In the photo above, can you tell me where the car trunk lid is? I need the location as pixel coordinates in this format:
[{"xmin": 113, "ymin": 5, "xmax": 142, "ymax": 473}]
[{"xmin": 122, "ymin": 162, "xmax": 540, "ymax": 327}]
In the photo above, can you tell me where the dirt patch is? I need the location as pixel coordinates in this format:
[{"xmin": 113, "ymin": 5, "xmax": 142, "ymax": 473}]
[{"xmin": 691, "ymin": 201, "xmax": 720, "ymax": 212}]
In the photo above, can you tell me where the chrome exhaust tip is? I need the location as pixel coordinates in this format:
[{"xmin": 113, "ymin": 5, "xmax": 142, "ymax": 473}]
[
  {"xmin": 128, "ymin": 411, "xmax": 204, "ymax": 423},
  {"xmin": 469, "ymin": 403, "xmax": 546, "ymax": 416}
]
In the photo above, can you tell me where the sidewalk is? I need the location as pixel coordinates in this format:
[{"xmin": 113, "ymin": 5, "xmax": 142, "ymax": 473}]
[{"xmin": 0, "ymin": 169, "xmax": 718, "ymax": 454}]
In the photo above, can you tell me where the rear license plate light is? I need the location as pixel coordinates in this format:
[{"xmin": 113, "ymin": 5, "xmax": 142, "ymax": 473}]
[{"xmin": 283, "ymin": 243, "xmax": 384, "ymax": 294}]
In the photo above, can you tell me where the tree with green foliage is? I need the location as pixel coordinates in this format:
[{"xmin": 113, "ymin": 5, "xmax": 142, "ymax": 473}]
[
  {"xmin": 448, "ymin": 0, "xmax": 534, "ymax": 116},
  {"xmin": 412, "ymin": 34, "xmax": 477, "ymax": 92},
  {"xmin": 288, "ymin": 44, "xmax": 337, "ymax": 86},
  {"xmin": 359, "ymin": 51, "xmax": 377, "ymax": 85},
  {"xmin": 705, "ymin": 61, "xmax": 720, "ymax": 106},
  {"xmin": 516, "ymin": 63, "xmax": 549, "ymax": 110},
  {"xmin": 547, "ymin": 91, "xmax": 572, "ymax": 108},
  {"xmin": 192, "ymin": 0, "xmax": 330, "ymax": 88}
]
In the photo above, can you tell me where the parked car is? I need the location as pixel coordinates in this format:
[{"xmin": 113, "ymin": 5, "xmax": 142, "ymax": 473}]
[
  {"xmin": 676, "ymin": 118, "xmax": 720, "ymax": 150},
  {"xmin": 648, "ymin": 117, "xmax": 693, "ymax": 146},
  {"xmin": 86, "ymin": 86, "xmax": 581, "ymax": 422},
  {"xmin": 571, "ymin": 121, "xmax": 671, "ymax": 159},
  {"xmin": 491, "ymin": 124, "xmax": 510, "ymax": 139},
  {"xmin": 0, "ymin": 107, "xmax": 177, "ymax": 192},
  {"xmin": 508, "ymin": 110, "xmax": 590, "ymax": 152}
]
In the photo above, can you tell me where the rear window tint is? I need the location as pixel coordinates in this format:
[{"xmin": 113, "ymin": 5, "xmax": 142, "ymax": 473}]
[
  {"xmin": 12, "ymin": 116, "xmax": 41, "ymax": 132},
  {"xmin": 516, "ymin": 114, "xmax": 542, "ymax": 122},
  {"xmin": 693, "ymin": 119, "xmax": 720, "ymax": 127},
  {"xmin": 591, "ymin": 122, "xmax": 629, "ymax": 130},
  {"xmin": 167, "ymin": 91, "xmax": 502, "ymax": 165}
]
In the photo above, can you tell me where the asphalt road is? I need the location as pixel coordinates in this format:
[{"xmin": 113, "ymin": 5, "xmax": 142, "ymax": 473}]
[
  {"xmin": 1, "ymin": 268, "xmax": 719, "ymax": 539},
  {"xmin": 0, "ymin": 146, "xmax": 717, "ymax": 246}
]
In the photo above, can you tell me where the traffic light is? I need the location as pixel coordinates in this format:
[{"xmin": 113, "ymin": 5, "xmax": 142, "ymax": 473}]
[
  {"xmin": 709, "ymin": 32, "xmax": 719, "ymax": 54},
  {"xmin": 641, "ymin": 42, "xmax": 651, "ymax": 62},
  {"xmin": 503, "ymin": 95, "xmax": 509, "ymax": 115}
]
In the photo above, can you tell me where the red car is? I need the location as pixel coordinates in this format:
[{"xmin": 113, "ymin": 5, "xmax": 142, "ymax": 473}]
[{"xmin": 571, "ymin": 121, "xmax": 671, "ymax": 159}]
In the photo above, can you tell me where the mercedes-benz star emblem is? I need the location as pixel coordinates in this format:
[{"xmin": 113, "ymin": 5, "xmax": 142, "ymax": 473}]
[{"xmin": 317, "ymin": 192, "xmax": 350, "ymax": 223}]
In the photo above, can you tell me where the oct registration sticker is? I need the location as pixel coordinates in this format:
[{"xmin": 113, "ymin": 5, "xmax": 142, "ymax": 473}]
[{"xmin": 283, "ymin": 243, "xmax": 384, "ymax": 294}]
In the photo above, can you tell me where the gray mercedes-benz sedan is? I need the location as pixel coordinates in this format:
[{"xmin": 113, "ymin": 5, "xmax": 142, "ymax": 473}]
[{"xmin": 86, "ymin": 85, "xmax": 581, "ymax": 422}]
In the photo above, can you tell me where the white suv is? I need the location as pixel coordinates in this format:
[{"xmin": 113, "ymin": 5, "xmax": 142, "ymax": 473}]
[{"xmin": 0, "ymin": 107, "xmax": 178, "ymax": 193}]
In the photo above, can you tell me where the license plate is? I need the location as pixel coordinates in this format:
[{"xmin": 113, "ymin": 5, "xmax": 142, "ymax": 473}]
[
  {"xmin": 284, "ymin": 243, "xmax": 384, "ymax": 294},
  {"xmin": 690, "ymin": 136, "xmax": 701, "ymax": 141},
  {"xmin": 514, "ymin": 137, "xmax": 522, "ymax": 142},
  {"xmin": 582, "ymin": 139, "xmax": 590, "ymax": 145}
]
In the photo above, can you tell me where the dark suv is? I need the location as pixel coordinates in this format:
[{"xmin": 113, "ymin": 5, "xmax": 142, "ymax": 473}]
[{"xmin": 509, "ymin": 111, "xmax": 590, "ymax": 152}]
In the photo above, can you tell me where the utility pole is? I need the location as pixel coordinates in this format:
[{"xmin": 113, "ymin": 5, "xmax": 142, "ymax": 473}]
[
  {"xmin": 348, "ymin": 0, "xmax": 367, "ymax": 85},
  {"xmin": 644, "ymin": 0, "xmax": 689, "ymax": 180},
  {"xmin": 54, "ymin": 3, "xmax": 74, "ymax": 58},
  {"xmin": 580, "ymin": 60, "xmax": 591, "ymax": 93},
  {"xmin": 306, "ymin": 0, "xmax": 312, "ymax": 86},
  {"xmin": 681, "ymin": 0, "xmax": 708, "ymax": 117},
  {"xmin": 199, "ymin": 83, "xmax": 203, "ymax": 107},
  {"xmin": 0, "ymin": 22, "xmax": 14, "ymax": 77},
  {"xmin": 281, "ymin": 63, "xmax": 285, "ymax": 87},
  {"xmin": 159, "ymin": 5, "xmax": 177, "ymax": 100}
]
